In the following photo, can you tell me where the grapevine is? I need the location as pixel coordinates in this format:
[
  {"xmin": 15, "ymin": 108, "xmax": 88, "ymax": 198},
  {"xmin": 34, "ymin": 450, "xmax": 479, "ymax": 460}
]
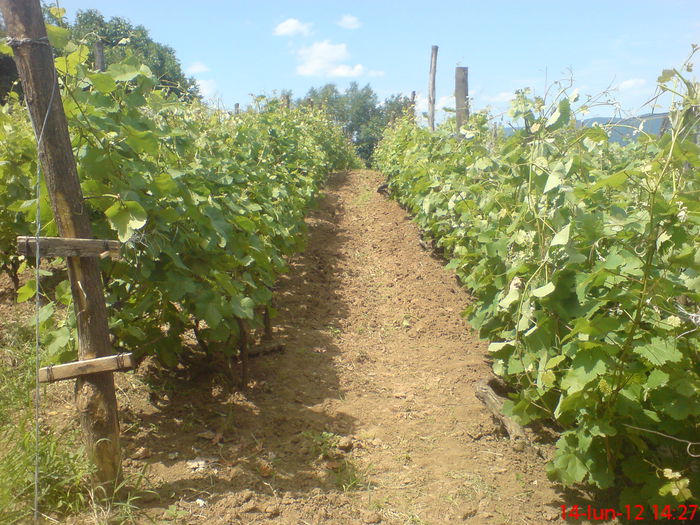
[
  {"xmin": 374, "ymin": 58, "xmax": 699, "ymax": 505},
  {"xmin": 0, "ymin": 34, "xmax": 359, "ymax": 368}
]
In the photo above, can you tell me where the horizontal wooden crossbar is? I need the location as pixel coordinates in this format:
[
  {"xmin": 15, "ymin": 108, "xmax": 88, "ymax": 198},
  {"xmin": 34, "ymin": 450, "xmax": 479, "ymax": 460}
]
[
  {"xmin": 17, "ymin": 236, "xmax": 121, "ymax": 258},
  {"xmin": 39, "ymin": 353, "xmax": 134, "ymax": 383}
]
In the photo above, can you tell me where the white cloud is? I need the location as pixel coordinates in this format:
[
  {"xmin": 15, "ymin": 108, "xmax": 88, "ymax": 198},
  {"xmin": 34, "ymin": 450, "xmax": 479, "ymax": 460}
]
[
  {"xmin": 296, "ymin": 40, "xmax": 364, "ymax": 77},
  {"xmin": 438, "ymin": 95, "xmax": 455, "ymax": 109},
  {"xmin": 338, "ymin": 14, "xmax": 361, "ymax": 30},
  {"xmin": 196, "ymin": 79, "xmax": 218, "ymax": 98},
  {"xmin": 328, "ymin": 64, "xmax": 365, "ymax": 77},
  {"xmin": 274, "ymin": 18, "xmax": 312, "ymax": 37},
  {"xmin": 618, "ymin": 78, "xmax": 646, "ymax": 91},
  {"xmin": 414, "ymin": 93, "xmax": 429, "ymax": 115},
  {"xmin": 482, "ymin": 91, "xmax": 516, "ymax": 103},
  {"xmin": 186, "ymin": 61, "xmax": 210, "ymax": 75},
  {"xmin": 412, "ymin": 92, "xmax": 457, "ymax": 124}
]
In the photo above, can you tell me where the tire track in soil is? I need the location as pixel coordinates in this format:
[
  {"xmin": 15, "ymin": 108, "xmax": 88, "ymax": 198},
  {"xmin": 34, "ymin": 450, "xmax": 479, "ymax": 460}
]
[{"xmin": 129, "ymin": 170, "xmax": 568, "ymax": 524}]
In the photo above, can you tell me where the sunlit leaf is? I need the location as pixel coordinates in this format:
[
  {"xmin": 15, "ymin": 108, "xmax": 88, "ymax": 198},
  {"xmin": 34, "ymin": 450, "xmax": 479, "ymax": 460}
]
[
  {"xmin": 532, "ymin": 282, "xmax": 556, "ymax": 298},
  {"xmin": 46, "ymin": 24, "xmax": 70, "ymax": 50}
]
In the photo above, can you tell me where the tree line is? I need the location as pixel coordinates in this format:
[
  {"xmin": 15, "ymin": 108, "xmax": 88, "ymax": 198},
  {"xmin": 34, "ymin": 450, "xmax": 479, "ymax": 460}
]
[
  {"xmin": 298, "ymin": 84, "xmax": 413, "ymax": 164},
  {"xmin": 0, "ymin": 6, "xmax": 199, "ymax": 101}
]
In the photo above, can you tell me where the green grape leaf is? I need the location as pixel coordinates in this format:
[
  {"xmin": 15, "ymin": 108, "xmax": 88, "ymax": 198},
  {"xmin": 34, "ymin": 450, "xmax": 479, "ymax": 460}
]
[
  {"xmin": 231, "ymin": 296, "xmax": 255, "ymax": 319},
  {"xmin": 560, "ymin": 347, "xmax": 608, "ymax": 393},
  {"xmin": 234, "ymin": 216, "xmax": 256, "ymax": 234},
  {"xmin": 106, "ymin": 63, "xmax": 140, "ymax": 82},
  {"xmin": 645, "ymin": 369, "xmax": 670, "ymax": 391},
  {"xmin": 545, "ymin": 99, "xmax": 571, "ymax": 131},
  {"xmin": 105, "ymin": 200, "xmax": 148, "ymax": 242},
  {"xmin": 46, "ymin": 24, "xmax": 70, "ymax": 50},
  {"xmin": 498, "ymin": 287, "xmax": 520, "ymax": 309},
  {"xmin": 581, "ymin": 126, "xmax": 608, "ymax": 142},
  {"xmin": 547, "ymin": 451, "xmax": 587, "ymax": 485},
  {"xmin": 532, "ymin": 282, "xmax": 556, "ymax": 298},
  {"xmin": 88, "ymin": 72, "xmax": 117, "ymax": 94},
  {"xmin": 46, "ymin": 326, "xmax": 71, "ymax": 361},
  {"xmin": 125, "ymin": 128, "xmax": 158, "ymax": 155},
  {"xmin": 17, "ymin": 279, "xmax": 37, "ymax": 303},
  {"xmin": 592, "ymin": 170, "xmax": 628, "ymax": 189},
  {"xmin": 55, "ymin": 46, "xmax": 88, "ymax": 76},
  {"xmin": 633, "ymin": 338, "xmax": 683, "ymax": 366},
  {"xmin": 550, "ymin": 223, "xmax": 571, "ymax": 246}
]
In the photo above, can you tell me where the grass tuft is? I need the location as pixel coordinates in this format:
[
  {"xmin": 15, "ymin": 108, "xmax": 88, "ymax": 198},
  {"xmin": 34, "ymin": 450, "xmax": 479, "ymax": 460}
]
[{"xmin": 0, "ymin": 318, "xmax": 93, "ymax": 523}]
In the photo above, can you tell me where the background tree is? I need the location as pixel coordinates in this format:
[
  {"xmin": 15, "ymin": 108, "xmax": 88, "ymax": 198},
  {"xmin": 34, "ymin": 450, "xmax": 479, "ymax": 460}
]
[
  {"xmin": 303, "ymin": 84, "xmax": 343, "ymax": 116},
  {"xmin": 302, "ymin": 83, "xmax": 412, "ymax": 164},
  {"xmin": 0, "ymin": 7, "xmax": 200, "ymax": 102},
  {"xmin": 70, "ymin": 9, "xmax": 199, "ymax": 100}
]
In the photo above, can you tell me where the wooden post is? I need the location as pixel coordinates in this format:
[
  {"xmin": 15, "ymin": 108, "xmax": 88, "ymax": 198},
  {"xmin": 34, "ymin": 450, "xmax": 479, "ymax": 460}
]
[
  {"xmin": 39, "ymin": 353, "xmax": 134, "ymax": 383},
  {"xmin": 455, "ymin": 66, "xmax": 469, "ymax": 136},
  {"xmin": 18, "ymin": 236, "xmax": 120, "ymax": 258},
  {"xmin": 237, "ymin": 318, "xmax": 250, "ymax": 388},
  {"xmin": 428, "ymin": 45, "xmax": 438, "ymax": 131},
  {"xmin": 410, "ymin": 90, "xmax": 416, "ymax": 122},
  {"xmin": 93, "ymin": 40, "xmax": 105, "ymax": 72},
  {"xmin": 263, "ymin": 306, "xmax": 273, "ymax": 342},
  {"xmin": 0, "ymin": 0, "xmax": 122, "ymax": 491},
  {"xmin": 234, "ymin": 102, "xmax": 240, "ymax": 115}
]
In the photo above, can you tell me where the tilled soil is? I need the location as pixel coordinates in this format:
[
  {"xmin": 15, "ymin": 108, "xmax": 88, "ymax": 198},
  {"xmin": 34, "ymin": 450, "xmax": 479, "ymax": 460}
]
[{"xmin": 53, "ymin": 170, "xmax": 582, "ymax": 523}]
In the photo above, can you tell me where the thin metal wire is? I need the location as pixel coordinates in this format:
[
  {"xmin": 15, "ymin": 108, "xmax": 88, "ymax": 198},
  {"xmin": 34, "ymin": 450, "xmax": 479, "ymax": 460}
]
[
  {"xmin": 29, "ymin": 43, "xmax": 58, "ymax": 525},
  {"xmin": 623, "ymin": 423, "xmax": 700, "ymax": 458},
  {"xmin": 6, "ymin": 36, "xmax": 50, "ymax": 48}
]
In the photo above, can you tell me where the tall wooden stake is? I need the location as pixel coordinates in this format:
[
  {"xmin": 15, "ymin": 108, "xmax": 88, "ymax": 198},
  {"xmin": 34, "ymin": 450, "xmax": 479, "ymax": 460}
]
[
  {"xmin": 410, "ymin": 90, "xmax": 416, "ymax": 122},
  {"xmin": 93, "ymin": 40, "xmax": 105, "ymax": 72},
  {"xmin": 455, "ymin": 66, "xmax": 469, "ymax": 136},
  {"xmin": 428, "ymin": 45, "xmax": 438, "ymax": 131},
  {"xmin": 1, "ymin": 0, "xmax": 122, "ymax": 491}
]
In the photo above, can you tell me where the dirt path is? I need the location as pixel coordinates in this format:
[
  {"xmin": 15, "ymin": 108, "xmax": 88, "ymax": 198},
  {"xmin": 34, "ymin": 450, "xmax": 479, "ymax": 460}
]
[{"xmin": 111, "ymin": 170, "xmax": 570, "ymax": 524}]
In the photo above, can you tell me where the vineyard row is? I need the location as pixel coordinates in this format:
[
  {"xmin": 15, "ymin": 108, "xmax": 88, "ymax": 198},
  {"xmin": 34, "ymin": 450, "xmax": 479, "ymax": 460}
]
[{"xmin": 373, "ymin": 69, "xmax": 699, "ymax": 506}]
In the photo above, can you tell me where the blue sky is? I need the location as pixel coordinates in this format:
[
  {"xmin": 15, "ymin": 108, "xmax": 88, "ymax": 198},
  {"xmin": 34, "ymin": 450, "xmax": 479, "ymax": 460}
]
[{"xmin": 54, "ymin": 1, "xmax": 698, "ymax": 121}]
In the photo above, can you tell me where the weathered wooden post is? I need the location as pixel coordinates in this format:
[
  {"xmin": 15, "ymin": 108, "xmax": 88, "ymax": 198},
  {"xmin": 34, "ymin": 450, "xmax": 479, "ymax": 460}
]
[
  {"xmin": 234, "ymin": 102, "xmax": 240, "ymax": 115},
  {"xmin": 455, "ymin": 66, "xmax": 469, "ymax": 136},
  {"xmin": 93, "ymin": 39, "xmax": 105, "ymax": 72},
  {"xmin": 428, "ymin": 45, "xmax": 438, "ymax": 131},
  {"xmin": 1, "ymin": 0, "xmax": 123, "ymax": 492},
  {"xmin": 410, "ymin": 90, "xmax": 416, "ymax": 122}
]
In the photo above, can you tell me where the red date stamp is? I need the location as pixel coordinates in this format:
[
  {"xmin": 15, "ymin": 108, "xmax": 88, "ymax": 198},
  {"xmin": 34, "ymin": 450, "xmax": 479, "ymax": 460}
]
[{"xmin": 561, "ymin": 504, "xmax": 698, "ymax": 521}]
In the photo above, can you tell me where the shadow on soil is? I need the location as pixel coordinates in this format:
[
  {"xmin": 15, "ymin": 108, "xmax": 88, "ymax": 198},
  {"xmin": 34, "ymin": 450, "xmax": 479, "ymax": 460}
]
[{"xmin": 120, "ymin": 172, "xmax": 360, "ymax": 513}]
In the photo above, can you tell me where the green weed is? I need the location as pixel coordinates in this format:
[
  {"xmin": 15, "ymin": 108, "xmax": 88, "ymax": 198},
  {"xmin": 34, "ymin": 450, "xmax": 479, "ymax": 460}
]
[{"xmin": 0, "ymin": 318, "xmax": 93, "ymax": 523}]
